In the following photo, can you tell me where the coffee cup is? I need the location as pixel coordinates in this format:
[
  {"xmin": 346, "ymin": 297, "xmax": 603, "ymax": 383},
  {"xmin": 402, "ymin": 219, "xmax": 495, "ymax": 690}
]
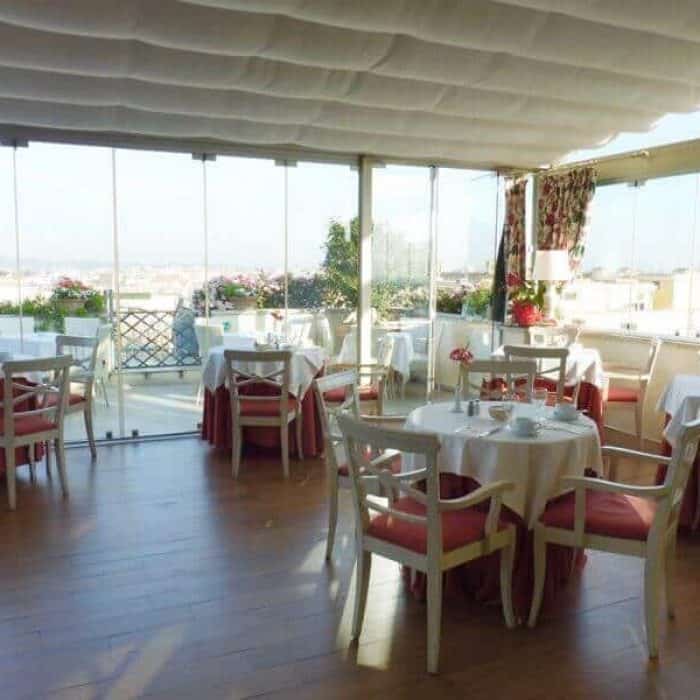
[
  {"xmin": 512, "ymin": 416, "xmax": 539, "ymax": 437},
  {"xmin": 553, "ymin": 402, "xmax": 578, "ymax": 421}
]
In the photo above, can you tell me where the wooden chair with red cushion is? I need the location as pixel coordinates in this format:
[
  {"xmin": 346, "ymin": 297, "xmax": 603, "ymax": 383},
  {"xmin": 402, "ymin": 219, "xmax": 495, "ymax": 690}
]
[
  {"xmin": 313, "ymin": 369, "xmax": 405, "ymax": 561},
  {"xmin": 1, "ymin": 355, "xmax": 72, "ymax": 510},
  {"xmin": 337, "ymin": 412, "xmax": 516, "ymax": 674},
  {"xmin": 503, "ymin": 344, "xmax": 575, "ymax": 405},
  {"xmin": 528, "ymin": 418, "xmax": 700, "ymax": 659},
  {"xmin": 461, "ymin": 358, "xmax": 537, "ymax": 402},
  {"xmin": 324, "ymin": 336, "xmax": 394, "ymax": 415},
  {"xmin": 223, "ymin": 349, "xmax": 301, "ymax": 479},
  {"xmin": 603, "ymin": 338, "xmax": 661, "ymax": 448}
]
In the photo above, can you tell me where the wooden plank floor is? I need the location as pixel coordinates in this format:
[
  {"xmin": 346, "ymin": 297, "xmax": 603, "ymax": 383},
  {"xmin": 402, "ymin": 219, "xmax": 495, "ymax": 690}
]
[{"xmin": 0, "ymin": 439, "xmax": 699, "ymax": 699}]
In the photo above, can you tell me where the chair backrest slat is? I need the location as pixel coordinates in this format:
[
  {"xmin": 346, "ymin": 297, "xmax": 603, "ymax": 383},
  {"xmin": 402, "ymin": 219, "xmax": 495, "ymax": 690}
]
[
  {"xmin": 223, "ymin": 349, "xmax": 292, "ymax": 418},
  {"xmin": 2, "ymin": 355, "xmax": 72, "ymax": 440},
  {"xmin": 461, "ymin": 359, "xmax": 537, "ymax": 402},
  {"xmin": 337, "ymin": 412, "xmax": 441, "ymax": 546},
  {"xmin": 503, "ymin": 344, "xmax": 569, "ymax": 402},
  {"xmin": 314, "ymin": 370, "xmax": 361, "ymax": 470}
]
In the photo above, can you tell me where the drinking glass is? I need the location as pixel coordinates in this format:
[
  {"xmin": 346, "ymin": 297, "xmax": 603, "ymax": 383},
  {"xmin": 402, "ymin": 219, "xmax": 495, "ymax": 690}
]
[{"xmin": 533, "ymin": 387, "xmax": 548, "ymax": 418}]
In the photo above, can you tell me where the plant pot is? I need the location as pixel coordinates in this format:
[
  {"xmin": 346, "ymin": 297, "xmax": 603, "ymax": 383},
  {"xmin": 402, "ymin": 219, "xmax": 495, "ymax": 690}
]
[
  {"xmin": 511, "ymin": 301, "xmax": 541, "ymax": 327},
  {"xmin": 56, "ymin": 298, "xmax": 85, "ymax": 314},
  {"xmin": 226, "ymin": 296, "xmax": 257, "ymax": 311}
]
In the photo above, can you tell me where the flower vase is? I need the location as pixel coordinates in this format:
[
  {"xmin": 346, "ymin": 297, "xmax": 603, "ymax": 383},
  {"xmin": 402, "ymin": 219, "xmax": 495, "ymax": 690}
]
[{"xmin": 450, "ymin": 377, "xmax": 464, "ymax": 413}]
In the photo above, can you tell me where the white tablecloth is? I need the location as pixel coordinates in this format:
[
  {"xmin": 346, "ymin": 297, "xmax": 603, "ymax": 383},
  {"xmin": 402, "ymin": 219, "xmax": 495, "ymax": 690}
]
[
  {"xmin": 657, "ymin": 374, "xmax": 700, "ymax": 447},
  {"xmin": 403, "ymin": 402, "xmax": 602, "ymax": 528},
  {"xmin": 0, "ymin": 332, "xmax": 57, "ymax": 358},
  {"xmin": 337, "ymin": 329, "xmax": 415, "ymax": 382},
  {"xmin": 202, "ymin": 344, "xmax": 327, "ymax": 397},
  {"xmin": 493, "ymin": 343, "xmax": 605, "ymax": 389}
]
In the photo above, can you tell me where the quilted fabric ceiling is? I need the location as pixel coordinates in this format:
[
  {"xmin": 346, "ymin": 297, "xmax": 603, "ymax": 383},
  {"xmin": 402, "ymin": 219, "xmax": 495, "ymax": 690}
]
[{"xmin": 0, "ymin": 0, "xmax": 699, "ymax": 169}]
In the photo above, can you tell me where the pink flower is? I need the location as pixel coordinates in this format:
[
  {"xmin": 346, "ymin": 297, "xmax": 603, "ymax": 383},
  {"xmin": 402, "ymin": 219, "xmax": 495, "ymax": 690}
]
[{"xmin": 449, "ymin": 346, "xmax": 474, "ymax": 365}]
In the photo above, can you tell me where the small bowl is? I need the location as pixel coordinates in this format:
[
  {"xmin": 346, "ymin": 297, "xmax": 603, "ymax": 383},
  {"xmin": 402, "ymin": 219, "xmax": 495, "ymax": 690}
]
[
  {"xmin": 553, "ymin": 402, "xmax": 578, "ymax": 422},
  {"xmin": 489, "ymin": 404, "xmax": 512, "ymax": 422}
]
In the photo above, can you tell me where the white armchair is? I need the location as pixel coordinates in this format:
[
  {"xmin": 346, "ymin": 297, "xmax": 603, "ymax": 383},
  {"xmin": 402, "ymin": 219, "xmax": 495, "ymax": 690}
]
[{"xmin": 528, "ymin": 419, "xmax": 700, "ymax": 659}]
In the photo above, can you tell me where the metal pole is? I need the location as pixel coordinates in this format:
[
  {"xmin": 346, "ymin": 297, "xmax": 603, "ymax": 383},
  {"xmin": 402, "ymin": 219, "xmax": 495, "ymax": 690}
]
[
  {"xmin": 688, "ymin": 174, "xmax": 700, "ymax": 336},
  {"xmin": 490, "ymin": 173, "xmax": 501, "ymax": 352},
  {"xmin": 357, "ymin": 156, "xmax": 373, "ymax": 366},
  {"xmin": 201, "ymin": 158, "xmax": 210, "ymax": 355},
  {"xmin": 11, "ymin": 147, "xmax": 24, "ymax": 351},
  {"xmin": 111, "ymin": 148, "xmax": 126, "ymax": 438},
  {"xmin": 427, "ymin": 165, "xmax": 439, "ymax": 402},
  {"xmin": 284, "ymin": 162, "xmax": 289, "ymax": 332}
]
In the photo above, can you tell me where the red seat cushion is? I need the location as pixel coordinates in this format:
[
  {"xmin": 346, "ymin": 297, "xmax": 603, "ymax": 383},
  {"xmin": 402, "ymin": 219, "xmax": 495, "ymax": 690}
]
[
  {"xmin": 366, "ymin": 496, "xmax": 499, "ymax": 553},
  {"xmin": 43, "ymin": 393, "xmax": 86, "ymax": 408},
  {"xmin": 606, "ymin": 387, "xmax": 640, "ymax": 403},
  {"xmin": 324, "ymin": 385, "xmax": 379, "ymax": 403},
  {"xmin": 541, "ymin": 489, "xmax": 656, "ymax": 541},
  {"xmin": 337, "ymin": 452, "xmax": 402, "ymax": 477},
  {"xmin": 0, "ymin": 415, "xmax": 57, "ymax": 437},
  {"xmin": 238, "ymin": 397, "xmax": 298, "ymax": 417}
]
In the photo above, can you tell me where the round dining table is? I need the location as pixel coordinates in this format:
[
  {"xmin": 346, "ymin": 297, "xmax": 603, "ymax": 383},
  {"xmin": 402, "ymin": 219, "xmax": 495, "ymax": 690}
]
[{"xmin": 401, "ymin": 400, "xmax": 603, "ymax": 618}]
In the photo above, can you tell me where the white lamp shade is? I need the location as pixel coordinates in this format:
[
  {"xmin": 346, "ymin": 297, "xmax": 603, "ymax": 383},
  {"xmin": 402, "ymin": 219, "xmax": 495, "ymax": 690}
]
[{"xmin": 533, "ymin": 249, "xmax": 571, "ymax": 281}]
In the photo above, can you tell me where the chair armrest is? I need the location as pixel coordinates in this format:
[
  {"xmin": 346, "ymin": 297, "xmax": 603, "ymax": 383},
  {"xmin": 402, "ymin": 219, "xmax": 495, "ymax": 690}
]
[
  {"xmin": 560, "ymin": 475, "xmax": 668, "ymax": 500},
  {"xmin": 601, "ymin": 445, "xmax": 671, "ymax": 466},
  {"xmin": 438, "ymin": 480, "xmax": 514, "ymax": 512},
  {"xmin": 440, "ymin": 480, "xmax": 515, "ymax": 536},
  {"xmin": 604, "ymin": 368, "xmax": 644, "ymax": 382},
  {"xmin": 369, "ymin": 450, "xmax": 401, "ymax": 470},
  {"xmin": 392, "ymin": 468, "xmax": 428, "ymax": 482}
]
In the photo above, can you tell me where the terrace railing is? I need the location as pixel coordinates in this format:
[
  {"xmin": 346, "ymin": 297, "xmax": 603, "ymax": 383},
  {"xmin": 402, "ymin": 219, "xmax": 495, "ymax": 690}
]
[{"xmin": 116, "ymin": 309, "xmax": 200, "ymax": 371}]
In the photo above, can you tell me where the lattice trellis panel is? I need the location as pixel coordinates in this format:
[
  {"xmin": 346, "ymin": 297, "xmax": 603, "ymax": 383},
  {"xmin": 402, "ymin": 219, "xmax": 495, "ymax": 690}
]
[{"xmin": 118, "ymin": 310, "xmax": 200, "ymax": 370}]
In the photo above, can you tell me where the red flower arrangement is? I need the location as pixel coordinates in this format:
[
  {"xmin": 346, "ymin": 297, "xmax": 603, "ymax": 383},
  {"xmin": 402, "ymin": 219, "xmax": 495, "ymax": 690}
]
[
  {"xmin": 449, "ymin": 344, "xmax": 474, "ymax": 365},
  {"xmin": 506, "ymin": 273, "xmax": 544, "ymax": 327}
]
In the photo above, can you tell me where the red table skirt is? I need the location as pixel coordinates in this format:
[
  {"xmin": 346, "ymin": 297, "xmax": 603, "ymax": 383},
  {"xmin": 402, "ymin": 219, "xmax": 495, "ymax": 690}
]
[
  {"xmin": 658, "ymin": 413, "xmax": 699, "ymax": 530},
  {"xmin": 406, "ymin": 473, "xmax": 585, "ymax": 621},
  {"xmin": 201, "ymin": 385, "xmax": 324, "ymax": 458}
]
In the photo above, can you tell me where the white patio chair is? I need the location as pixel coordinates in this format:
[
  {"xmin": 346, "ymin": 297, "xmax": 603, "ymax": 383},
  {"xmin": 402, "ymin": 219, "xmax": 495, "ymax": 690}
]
[
  {"xmin": 337, "ymin": 412, "xmax": 516, "ymax": 674},
  {"xmin": 52, "ymin": 334, "xmax": 101, "ymax": 459},
  {"xmin": 460, "ymin": 358, "xmax": 537, "ymax": 402},
  {"xmin": 223, "ymin": 349, "xmax": 302, "ymax": 479},
  {"xmin": 1, "ymin": 355, "xmax": 72, "ymax": 510},
  {"xmin": 603, "ymin": 338, "xmax": 661, "ymax": 448},
  {"xmin": 503, "ymin": 344, "xmax": 573, "ymax": 404},
  {"xmin": 528, "ymin": 418, "xmax": 700, "ymax": 659},
  {"xmin": 313, "ymin": 370, "xmax": 405, "ymax": 560}
]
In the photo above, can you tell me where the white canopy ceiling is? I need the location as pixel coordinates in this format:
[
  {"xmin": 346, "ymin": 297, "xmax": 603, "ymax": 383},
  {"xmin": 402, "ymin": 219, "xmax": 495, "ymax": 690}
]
[{"xmin": 1, "ymin": 0, "xmax": 699, "ymax": 169}]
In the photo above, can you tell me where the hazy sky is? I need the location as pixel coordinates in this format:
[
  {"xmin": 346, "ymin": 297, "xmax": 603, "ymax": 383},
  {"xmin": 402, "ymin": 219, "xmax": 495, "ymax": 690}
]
[
  {"xmin": 0, "ymin": 142, "xmax": 498, "ymax": 275},
  {"xmin": 3, "ymin": 109, "xmax": 700, "ymax": 277}
]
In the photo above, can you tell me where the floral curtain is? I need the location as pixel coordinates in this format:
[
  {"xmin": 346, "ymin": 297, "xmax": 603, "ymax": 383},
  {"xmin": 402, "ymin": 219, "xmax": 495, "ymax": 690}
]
[
  {"xmin": 503, "ymin": 178, "xmax": 528, "ymax": 284},
  {"xmin": 537, "ymin": 167, "xmax": 597, "ymax": 271}
]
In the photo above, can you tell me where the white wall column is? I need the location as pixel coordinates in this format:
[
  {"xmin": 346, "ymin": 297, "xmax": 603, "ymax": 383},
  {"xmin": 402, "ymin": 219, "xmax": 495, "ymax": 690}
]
[{"xmin": 357, "ymin": 156, "xmax": 373, "ymax": 365}]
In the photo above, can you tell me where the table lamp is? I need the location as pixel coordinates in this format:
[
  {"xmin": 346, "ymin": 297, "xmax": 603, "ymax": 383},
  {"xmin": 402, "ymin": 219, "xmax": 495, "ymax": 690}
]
[{"xmin": 533, "ymin": 249, "xmax": 570, "ymax": 319}]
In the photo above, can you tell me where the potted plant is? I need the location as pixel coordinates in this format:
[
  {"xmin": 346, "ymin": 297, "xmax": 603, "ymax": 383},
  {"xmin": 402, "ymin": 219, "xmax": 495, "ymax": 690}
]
[
  {"xmin": 50, "ymin": 277, "xmax": 104, "ymax": 316},
  {"xmin": 507, "ymin": 273, "xmax": 544, "ymax": 327}
]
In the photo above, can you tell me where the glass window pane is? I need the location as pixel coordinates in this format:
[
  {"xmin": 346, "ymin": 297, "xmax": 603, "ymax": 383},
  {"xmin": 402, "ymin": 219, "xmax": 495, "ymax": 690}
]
[
  {"xmin": 436, "ymin": 168, "xmax": 500, "ymax": 397},
  {"xmin": 372, "ymin": 164, "xmax": 431, "ymax": 414},
  {"xmin": 11, "ymin": 142, "xmax": 118, "ymax": 441},
  {"xmin": 115, "ymin": 148, "xmax": 204, "ymax": 437},
  {"xmin": 287, "ymin": 162, "xmax": 358, "ymax": 353}
]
